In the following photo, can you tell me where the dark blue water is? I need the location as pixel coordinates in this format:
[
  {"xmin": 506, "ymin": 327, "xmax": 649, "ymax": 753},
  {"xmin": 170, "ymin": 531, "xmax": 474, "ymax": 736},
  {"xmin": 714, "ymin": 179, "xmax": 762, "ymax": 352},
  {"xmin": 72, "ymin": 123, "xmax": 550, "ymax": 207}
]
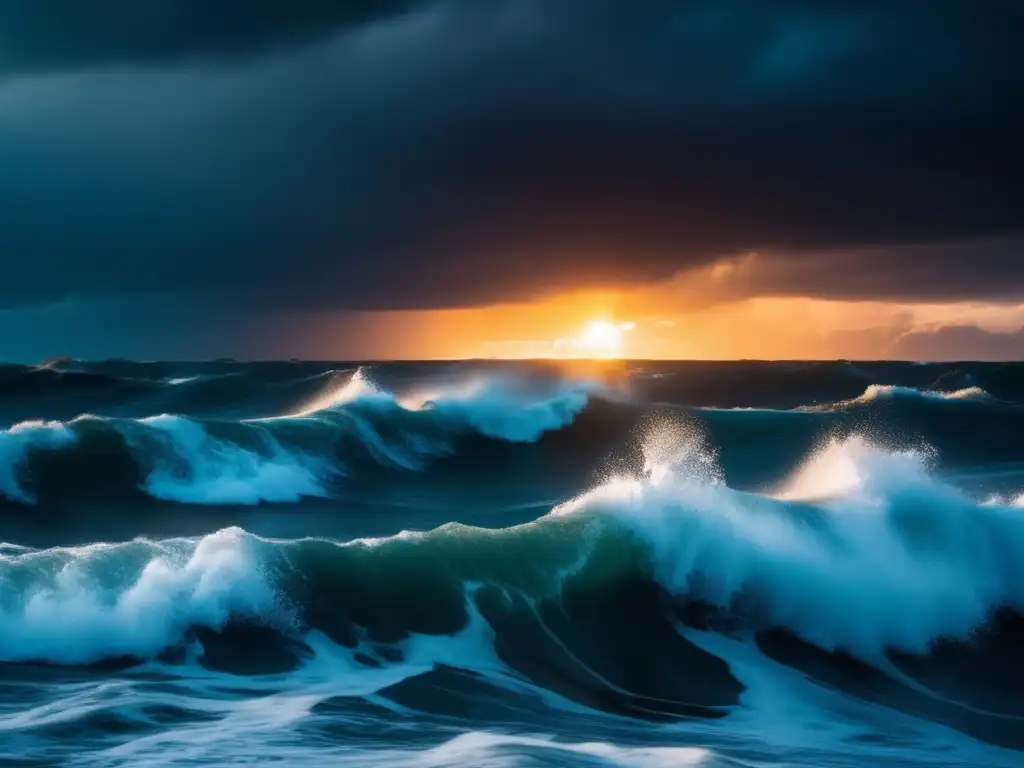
[{"xmin": 2, "ymin": 359, "xmax": 1024, "ymax": 767}]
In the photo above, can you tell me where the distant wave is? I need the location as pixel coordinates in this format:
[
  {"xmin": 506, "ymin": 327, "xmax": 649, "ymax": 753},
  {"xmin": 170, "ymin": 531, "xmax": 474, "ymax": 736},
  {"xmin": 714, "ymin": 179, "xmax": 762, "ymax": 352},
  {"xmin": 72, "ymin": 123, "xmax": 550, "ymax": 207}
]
[
  {"xmin": 6, "ymin": 366, "xmax": 1024, "ymax": 507},
  {"xmin": 859, "ymin": 383, "xmax": 992, "ymax": 402},
  {"xmin": 283, "ymin": 367, "xmax": 592, "ymax": 440},
  {"xmin": 803, "ymin": 384, "xmax": 996, "ymax": 411},
  {"xmin": 0, "ymin": 364, "xmax": 136, "ymax": 398},
  {"xmin": 6, "ymin": 359, "xmax": 1024, "ymax": 416},
  {"xmin": 134, "ymin": 414, "xmax": 337, "ymax": 505},
  {"xmin": 0, "ymin": 368, "xmax": 595, "ymax": 505}
]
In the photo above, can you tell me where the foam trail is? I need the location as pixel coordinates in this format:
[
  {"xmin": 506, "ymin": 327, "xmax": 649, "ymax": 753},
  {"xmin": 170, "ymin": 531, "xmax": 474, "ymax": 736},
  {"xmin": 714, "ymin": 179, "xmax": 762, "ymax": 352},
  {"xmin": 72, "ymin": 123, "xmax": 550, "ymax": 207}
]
[
  {"xmin": 400, "ymin": 732, "xmax": 711, "ymax": 768},
  {"xmin": 984, "ymin": 492, "xmax": 1024, "ymax": 508}
]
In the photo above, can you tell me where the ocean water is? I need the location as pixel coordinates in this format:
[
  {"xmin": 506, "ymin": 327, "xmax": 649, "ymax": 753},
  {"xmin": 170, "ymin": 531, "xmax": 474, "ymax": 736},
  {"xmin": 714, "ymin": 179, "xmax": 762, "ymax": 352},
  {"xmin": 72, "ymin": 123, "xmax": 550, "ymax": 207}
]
[{"xmin": 2, "ymin": 358, "xmax": 1024, "ymax": 767}]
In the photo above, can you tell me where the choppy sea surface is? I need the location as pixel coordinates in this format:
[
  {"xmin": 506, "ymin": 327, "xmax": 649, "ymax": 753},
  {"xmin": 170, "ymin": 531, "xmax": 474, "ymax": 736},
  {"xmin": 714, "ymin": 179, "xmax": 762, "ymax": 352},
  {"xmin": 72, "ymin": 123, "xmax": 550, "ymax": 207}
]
[{"xmin": 3, "ymin": 358, "xmax": 1024, "ymax": 767}]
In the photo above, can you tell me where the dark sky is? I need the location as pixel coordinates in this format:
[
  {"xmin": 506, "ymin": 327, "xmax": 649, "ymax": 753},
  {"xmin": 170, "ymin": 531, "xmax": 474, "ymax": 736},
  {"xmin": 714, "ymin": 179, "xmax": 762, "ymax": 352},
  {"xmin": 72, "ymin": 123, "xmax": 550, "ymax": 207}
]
[{"xmin": 0, "ymin": 0, "xmax": 1021, "ymax": 359}]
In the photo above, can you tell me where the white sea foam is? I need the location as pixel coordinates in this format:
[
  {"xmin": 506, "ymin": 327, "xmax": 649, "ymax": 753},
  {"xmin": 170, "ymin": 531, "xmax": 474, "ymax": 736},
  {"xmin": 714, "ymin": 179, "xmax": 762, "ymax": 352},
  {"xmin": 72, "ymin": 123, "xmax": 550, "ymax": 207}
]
[
  {"xmin": 289, "ymin": 367, "xmax": 391, "ymax": 416},
  {"xmin": 825, "ymin": 384, "xmax": 993, "ymax": 409},
  {"xmin": 553, "ymin": 430, "xmax": 1024, "ymax": 658},
  {"xmin": 134, "ymin": 415, "xmax": 335, "ymax": 504},
  {"xmin": 393, "ymin": 732, "xmax": 712, "ymax": 768},
  {"xmin": 296, "ymin": 366, "xmax": 592, "ymax": 442},
  {"xmin": 0, "ymin": 368, "xmax": 597, "ymax": 505},
  {"xmin": 0, "ymin": 412, "xmax": 336, "ymax": 506},
  {"xmin": 0, "ymin": 528, "xmax": 279, "ymax": 664},
  {"xmin": 400, "ymin": 377, "xmax": 590, "ymax": 442},
  {"xmin": 1, "ymin": 437, "xmax": 1022, "ymax": 766}
]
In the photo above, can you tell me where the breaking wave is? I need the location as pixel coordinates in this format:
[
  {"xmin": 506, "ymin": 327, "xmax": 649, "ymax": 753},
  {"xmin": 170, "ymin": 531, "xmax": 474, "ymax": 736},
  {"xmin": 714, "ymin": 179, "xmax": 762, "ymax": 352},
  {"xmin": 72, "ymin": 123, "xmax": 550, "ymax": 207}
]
[
  {"xmin": 807, "ymin": 384, "xmax": 996, "ymax": 411},
  {"xmin": 5, "ymin": 366, "xmax": 1024, "ymax": 508},
  {"xmin": 8, "ymin": 360, "xmax": 1024, "ymax": 766},
  {"xmin": 0, "ymin": 368, "xmax": 595, "ymax": 505},
  {"xmin": 2, "ymin": 432, "xmax": 1024, "ymax": 748}
]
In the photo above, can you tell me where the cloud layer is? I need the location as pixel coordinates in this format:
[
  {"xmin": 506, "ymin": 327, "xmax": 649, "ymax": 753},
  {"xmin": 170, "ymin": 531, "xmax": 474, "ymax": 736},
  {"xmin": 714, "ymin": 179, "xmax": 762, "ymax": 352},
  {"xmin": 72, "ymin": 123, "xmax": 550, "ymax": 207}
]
[
  {"xmin": 0, "ymin": 1, "xmax": 423, "ymax": 73},
  {"xmin": 0, "ymin": 0, "xmax": 1020, "ymax": 317}
]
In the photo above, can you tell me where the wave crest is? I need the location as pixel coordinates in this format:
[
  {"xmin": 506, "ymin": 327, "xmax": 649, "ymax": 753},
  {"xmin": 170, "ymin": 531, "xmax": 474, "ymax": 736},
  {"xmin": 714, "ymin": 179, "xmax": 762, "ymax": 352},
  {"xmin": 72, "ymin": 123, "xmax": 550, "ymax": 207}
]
[
  {"xmin": 0, "ymin": 368, "xmax": 595, "ymax": 505},
  {"xmin": 3, "ymin": 433, "xmax": 1024, "ymax": 748},
  {"xmin": 808, "ymin": 384, "xmax": 995, "ymax": 411},
  {"xmin": 292, "ymin": 366, "xmax": 592, "ymax": 442},
  {"xmin": 0, "ymin": 527, "xmax": 280, "ymax": 664},
  {"xmin": 554, "ymin": 432, "xmax": 1024, "ymax": 657}
]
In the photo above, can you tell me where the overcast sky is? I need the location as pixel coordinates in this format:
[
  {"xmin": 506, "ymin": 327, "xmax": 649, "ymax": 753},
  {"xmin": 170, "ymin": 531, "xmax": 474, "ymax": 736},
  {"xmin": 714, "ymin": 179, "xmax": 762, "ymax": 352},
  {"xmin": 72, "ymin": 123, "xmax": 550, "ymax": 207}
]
[{"xmin": 0, "ymin": 0, "xmax": 1021, "ymax": 360}]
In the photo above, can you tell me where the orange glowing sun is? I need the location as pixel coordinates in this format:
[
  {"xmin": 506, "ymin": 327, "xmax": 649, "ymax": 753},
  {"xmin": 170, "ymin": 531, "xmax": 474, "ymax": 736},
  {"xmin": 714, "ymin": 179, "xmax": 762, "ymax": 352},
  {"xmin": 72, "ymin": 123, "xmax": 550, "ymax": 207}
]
[{"xmin": 579, "ymin": 320, "xmax": 633, "ymax": 358}]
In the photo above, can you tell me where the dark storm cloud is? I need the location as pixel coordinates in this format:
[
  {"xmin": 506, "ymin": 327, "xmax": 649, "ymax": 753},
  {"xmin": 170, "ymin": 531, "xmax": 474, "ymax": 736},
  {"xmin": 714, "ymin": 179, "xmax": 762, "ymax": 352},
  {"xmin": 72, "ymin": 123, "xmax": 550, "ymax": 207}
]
[
  {"xmin": 892, "ymin": 325, "xmax": 1024, "ymax": 361},
  {"xmin": 0, "ymin": 1, "xmax": 423, "ymax": 74},
  {"xmin": 0, "ymin": 0, "xmax": 1020, "ymax": 312},
  {"xmin": 692, "ymin": 239, "xmax": 1024, "ymax": 307}
]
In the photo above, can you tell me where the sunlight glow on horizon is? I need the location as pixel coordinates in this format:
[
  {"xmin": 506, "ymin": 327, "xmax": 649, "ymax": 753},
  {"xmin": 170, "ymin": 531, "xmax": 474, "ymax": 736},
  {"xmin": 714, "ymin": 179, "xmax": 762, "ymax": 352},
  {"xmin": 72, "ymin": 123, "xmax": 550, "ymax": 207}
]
[
  {"xmin": 572, "ymin": 320, "xmax": 635, "ymax": 358},
  {"xmin": 283, "ymin": 278, "xmax": 1024, "ymax": 362}
]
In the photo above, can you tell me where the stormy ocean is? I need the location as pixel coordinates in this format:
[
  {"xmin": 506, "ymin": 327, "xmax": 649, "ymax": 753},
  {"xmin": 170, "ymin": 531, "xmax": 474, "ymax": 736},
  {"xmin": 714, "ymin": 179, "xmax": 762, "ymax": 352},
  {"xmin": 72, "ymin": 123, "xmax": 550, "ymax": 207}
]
[{"xmin": 2, "ymin": 358, "xmax": 1024, "ymax": 767}]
